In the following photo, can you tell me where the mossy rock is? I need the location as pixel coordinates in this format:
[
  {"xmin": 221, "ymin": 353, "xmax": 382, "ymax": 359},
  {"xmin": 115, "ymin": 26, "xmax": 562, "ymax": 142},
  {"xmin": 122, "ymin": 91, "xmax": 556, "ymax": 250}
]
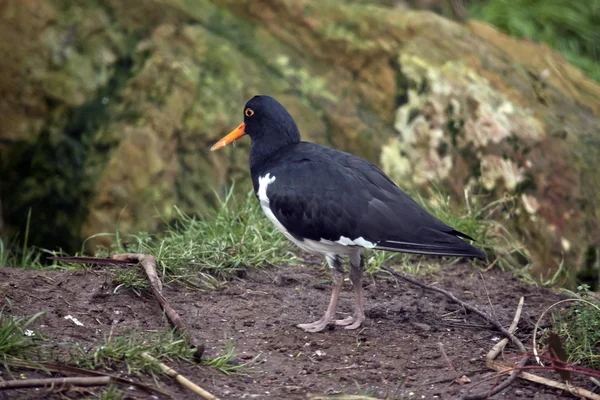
[{"xmin": 0, "ymin": 0, "xmax": 599, "ymax": 286}]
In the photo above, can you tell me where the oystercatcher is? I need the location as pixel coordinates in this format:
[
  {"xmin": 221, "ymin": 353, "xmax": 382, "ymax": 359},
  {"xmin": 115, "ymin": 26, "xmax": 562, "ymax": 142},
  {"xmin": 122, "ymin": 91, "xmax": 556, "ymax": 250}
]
[{"xmin": 211, "ymin": 96, "xmax": 486, "ymax": 333}]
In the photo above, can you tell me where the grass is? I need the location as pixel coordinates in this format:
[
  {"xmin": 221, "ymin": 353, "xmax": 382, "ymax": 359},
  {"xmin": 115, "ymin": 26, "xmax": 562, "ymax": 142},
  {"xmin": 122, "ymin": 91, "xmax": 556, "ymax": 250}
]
[
  {"xmin": 97, "ymin": 385, "xmax": 125, "ymax": 400},
  {"xmin": 0, "ymin": 308, "xmax": 44, "ymax": 360},
  {"xmin": 156, "ymin": 189, "xmax": 295, "ymax": 278},
  {"xmin": 553, "ymin": 286, "xmax": 600, "ymax": 369},
  {"xmin": 69, "ymin": 329, "xmax": 247, "ymax": 377},
  {"xmin": 0, "ymin": 209, "xmax": 46, "ymax": 270},
  {"xmin": 70, "ymin": 329, "xmax": 196, "ymax": 375},
  {"xmin": 202, "ymin": 342, "xmax": 247, "ymax": 375},
  {"xmin": 112, "ymin": 268, "xmax": 148, "ymax": 296},
  {"xmin": 90, "ymin": 189, "xmax": 296, "ymax": 290}
]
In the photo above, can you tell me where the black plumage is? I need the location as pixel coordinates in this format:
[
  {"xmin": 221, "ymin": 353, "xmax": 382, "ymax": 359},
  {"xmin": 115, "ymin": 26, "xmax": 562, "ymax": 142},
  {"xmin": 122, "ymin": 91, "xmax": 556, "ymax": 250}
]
[
  {"xmin": 252, "ymin": 142, "xmax": 485, "ymax": 259},
  {"xmin": 212, "ymin": 95, "xmax": 486, "ymax": 333}
]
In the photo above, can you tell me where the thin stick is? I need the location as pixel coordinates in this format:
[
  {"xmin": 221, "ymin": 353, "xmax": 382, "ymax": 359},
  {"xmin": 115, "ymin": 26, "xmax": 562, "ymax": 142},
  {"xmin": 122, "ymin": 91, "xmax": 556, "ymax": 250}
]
[
  {"xmin": 379, "ymin": 267, "xmax": 525, "ymax": 352},
  {"xmin": 141, "ymin": 352, "xmax": 221, "ymax": 400},
  {"xmin": 478, "ymin": 272, "xmax": 497, "ymax": 323},
  {"xmin": 317, "ymin": 363, "xmax": 358, "ymax": 374},
  {"xmin": 0, "ymin": 376, "xmax": 111, "ymax": 390},
  {"xmin": 111, "ymin": 253, "xmax": 205, "ymax": 359},
  {"xmin": 51, "ymin": 254, "xmax": 205, "ymax": 359},
  {"xmin": 488, "ymin": 360, "xmax": 600, "ymax": 400},
  {"xmin": 437, "ymin": 342, "xmax": 456, "ymax": 372},
  {"xmin": 487, "ymin": 297, "xmax": 524, "ymax": 360},
  {"xmin": 378, "ymin": 266, "xmax": 528, "ymax": 400},
  {"xmin": 532, "ymin": 298, "xmax": 600, "ymax": 365},
  {"xmin": 5, "ymin": 359, "xmax": 168, "ymax": 396}
]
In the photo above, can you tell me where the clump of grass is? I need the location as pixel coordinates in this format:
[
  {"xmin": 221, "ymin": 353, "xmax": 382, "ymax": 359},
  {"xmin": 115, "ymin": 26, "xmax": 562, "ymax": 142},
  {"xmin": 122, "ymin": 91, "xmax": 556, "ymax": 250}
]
[
  {"xmin": 157, "ymin": 189, "xmax": 295, "ymax": 278},
  {"xmin": 95, "ymin": 189, "xmax": 295, "ymax": 287},
  {"xmin": 553, "ymin": 286, "xmax": 600, "ymax": 369},
  {"xmin": 202, "ymin": 342, "xmax": 247, "ymax": 375},
  {"xmin": 112, "ymin": 269, "xmax": 148, "ymax": 295},
  {"xmin": 0, "ymin": 210, "xmax": 47, "ymax": 269},
  {"xmin": 0, "ymin": 309, "xmax": 44, "ymax": 360},
  {"xmin": 97, "ymin": 385, "xmax": 125, "ymax": 400},
  {"xmin": 71, "ymin": 329, "xmax": 196, "ymax": 375}
]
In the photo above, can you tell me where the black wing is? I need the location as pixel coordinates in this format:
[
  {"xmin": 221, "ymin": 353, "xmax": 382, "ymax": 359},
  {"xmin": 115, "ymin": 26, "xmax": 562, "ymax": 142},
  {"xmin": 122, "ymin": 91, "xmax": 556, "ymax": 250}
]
[{"xmin": 259, "ymin": 144, "xmax": 486, "ymax": 259}]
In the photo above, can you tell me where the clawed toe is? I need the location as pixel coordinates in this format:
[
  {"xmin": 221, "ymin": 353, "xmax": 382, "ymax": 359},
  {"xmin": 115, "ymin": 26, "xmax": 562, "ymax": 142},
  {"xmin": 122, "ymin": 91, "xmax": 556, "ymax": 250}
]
[
  {"xmin": 297, "ymin": 321, "xmax": 329, "ymax": 333},
  {"xmin": 334, "ymin": 316, "xmax": 356, "ymax": 326},
  {"xmin": 344, "ymin": 318, "xmax": 364, "ymax": 330}
]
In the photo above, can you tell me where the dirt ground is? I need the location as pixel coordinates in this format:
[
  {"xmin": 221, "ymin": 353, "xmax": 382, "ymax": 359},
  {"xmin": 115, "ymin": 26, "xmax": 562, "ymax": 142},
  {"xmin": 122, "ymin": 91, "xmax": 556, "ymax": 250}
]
[{"xmin": 0, "ymin": 261, "xmax": 596, "ymax": 399}]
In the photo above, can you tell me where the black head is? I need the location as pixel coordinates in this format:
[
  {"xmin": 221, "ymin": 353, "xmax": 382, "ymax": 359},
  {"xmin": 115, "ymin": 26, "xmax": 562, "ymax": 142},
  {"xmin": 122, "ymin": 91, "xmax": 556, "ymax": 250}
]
[
  {"xmin": 211, "ymin": 95, "xmax": 301, "ymax": 167},
  {"xmin": 243, "ymin": 96, "xmax": 300, "ymax": 142}
]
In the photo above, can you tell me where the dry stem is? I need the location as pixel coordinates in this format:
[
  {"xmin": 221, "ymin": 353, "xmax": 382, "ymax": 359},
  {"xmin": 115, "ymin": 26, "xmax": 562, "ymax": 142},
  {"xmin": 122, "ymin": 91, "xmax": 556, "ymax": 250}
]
[{"xmin": 141, "ymin": 352, "xmax": 221, "ymax": 400}]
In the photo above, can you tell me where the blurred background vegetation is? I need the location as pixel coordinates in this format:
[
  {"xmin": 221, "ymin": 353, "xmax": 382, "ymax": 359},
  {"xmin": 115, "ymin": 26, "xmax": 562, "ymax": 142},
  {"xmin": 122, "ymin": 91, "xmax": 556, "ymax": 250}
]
[{"xmin": 469, "ymin": 0, "xmax": 600, "ymax": 82}]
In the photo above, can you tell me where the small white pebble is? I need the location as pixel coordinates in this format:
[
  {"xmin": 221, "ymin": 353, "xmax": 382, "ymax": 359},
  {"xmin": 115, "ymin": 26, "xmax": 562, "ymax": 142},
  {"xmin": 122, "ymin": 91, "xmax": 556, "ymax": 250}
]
[{"xmin": 64, "ymin": 315, "xmax": 84, "ymax": 326}]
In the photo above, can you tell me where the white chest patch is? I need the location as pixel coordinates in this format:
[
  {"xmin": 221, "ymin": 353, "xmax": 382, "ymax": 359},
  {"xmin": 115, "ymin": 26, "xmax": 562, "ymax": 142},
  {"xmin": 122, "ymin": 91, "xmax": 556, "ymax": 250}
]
[
  {"xmin": 257, "ymin": 173, "xmax": 277, "ymax": 206},
  {"xmin": 257, "ymin": 174, "xmax": 293, "ymax": 241}
]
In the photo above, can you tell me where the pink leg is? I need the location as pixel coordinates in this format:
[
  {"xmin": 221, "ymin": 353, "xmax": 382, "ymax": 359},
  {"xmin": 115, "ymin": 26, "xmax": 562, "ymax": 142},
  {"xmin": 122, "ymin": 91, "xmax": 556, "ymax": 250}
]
[
  {"xmin": 334, "ymin": 250, "xmax": 365, "ymax": 330},
  {"xmin": 297, "ymin": 256, "xmax": 344, "ymax": 333}
]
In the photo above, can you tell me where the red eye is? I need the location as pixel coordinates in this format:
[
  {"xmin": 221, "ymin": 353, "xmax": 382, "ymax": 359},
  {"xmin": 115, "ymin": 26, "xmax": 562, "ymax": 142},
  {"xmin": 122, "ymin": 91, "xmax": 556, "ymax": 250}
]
[{"xmin": 245, "ymin": 108, "xmax": 254, "ymax": 117}]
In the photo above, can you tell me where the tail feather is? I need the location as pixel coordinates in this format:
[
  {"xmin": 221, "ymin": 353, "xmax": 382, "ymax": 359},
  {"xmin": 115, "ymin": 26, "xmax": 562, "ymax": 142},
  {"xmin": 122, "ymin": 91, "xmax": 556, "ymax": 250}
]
[{"xmin": 377, "ymin": 228, "xmax": 486, "ymax": 259}]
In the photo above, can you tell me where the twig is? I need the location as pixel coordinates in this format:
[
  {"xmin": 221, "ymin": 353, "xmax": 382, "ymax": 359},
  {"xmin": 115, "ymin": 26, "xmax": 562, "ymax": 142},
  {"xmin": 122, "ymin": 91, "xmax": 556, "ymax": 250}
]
[
  {"xmin": 112, "ymin": 253, "xmax": 205, "ymax": 359},
  {"xmin": 487, "ymin": 297, "xmax": 524, "ymax": 360},
  {"xmin": 5, "ymin": 359, "xmax": 168, "ymax": 397},
  {"xmin": 437, "ymin": 342, "xmax": 456, "ymax": 372},
  {"xmin": 478, "ymin": 272, "xmax": 497, "ymax": 323},
  {"xmin": 488, "ymin": 360, "xmax": 600, "ymax": 400},
  {"xmin": 141, "ymin": 352, "xmax": 221, "ymax": 400},
  {"xmin": 0, "ymin": 376, "xmax": 111, "ymax": 390},
  {"xmin": 379, "ymin": 267, "xmax": 525, "ymax": 351},
  {"xmin": 51, "ymin": 254, "xmax": 205, "ymax": 359},
  {"xmin": 378, "ymin": 266, "xmax": 528, "ymax": 399}
]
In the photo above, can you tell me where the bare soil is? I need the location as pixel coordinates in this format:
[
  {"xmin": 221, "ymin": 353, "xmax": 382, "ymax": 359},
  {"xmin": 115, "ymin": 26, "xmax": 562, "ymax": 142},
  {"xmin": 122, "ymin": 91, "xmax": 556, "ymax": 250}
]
[{"xmin": 0, "ymin": 261, "xmax": 594, "ymax": 399}]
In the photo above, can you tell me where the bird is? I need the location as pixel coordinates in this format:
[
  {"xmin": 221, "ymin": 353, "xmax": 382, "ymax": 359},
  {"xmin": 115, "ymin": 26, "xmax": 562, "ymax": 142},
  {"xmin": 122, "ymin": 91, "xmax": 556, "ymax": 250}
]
[{"xmin": 211, "ymin": 95, "xmax": 486, "ymax": 333}]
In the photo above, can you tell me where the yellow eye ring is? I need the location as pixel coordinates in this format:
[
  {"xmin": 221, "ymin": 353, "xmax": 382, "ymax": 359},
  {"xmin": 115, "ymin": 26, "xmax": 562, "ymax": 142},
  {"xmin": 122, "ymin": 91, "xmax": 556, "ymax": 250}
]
[{"xmin": 245, "ymin": 108, "xmax": 254, "ymax": 117}]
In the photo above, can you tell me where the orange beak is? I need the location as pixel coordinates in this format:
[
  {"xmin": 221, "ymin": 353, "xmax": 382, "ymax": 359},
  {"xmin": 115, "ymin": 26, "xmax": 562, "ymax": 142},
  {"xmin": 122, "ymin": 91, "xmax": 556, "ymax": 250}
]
[{"xmin": 210, "ymin": 123, "xmax": 246, "ymax": 151}]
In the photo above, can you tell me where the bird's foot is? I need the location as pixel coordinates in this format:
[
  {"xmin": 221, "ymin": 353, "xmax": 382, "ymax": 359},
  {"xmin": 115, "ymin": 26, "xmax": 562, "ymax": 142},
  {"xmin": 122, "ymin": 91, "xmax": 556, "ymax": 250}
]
[
  {"xmin": 334, "ymin": 316, "xmax": 356, "ymax": 326},
  {"xmin": 335, "ymin": 315, "xmax": 365, "ymax": 330},
  {"xmin": 297, "ymin": 319, "xmax": 330, "ymax": 333}
]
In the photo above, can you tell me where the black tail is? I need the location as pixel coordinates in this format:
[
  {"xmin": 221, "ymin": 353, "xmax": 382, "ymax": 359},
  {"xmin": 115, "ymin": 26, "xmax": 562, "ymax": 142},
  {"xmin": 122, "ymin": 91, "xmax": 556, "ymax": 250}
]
[{"xmin": 376, "ymin": 227, "xmax": 487, "ymax": 259}]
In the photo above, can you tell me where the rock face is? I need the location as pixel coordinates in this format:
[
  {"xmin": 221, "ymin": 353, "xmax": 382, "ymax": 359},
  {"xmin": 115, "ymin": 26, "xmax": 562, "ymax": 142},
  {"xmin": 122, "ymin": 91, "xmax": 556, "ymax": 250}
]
[{"xmin": 0, "ymin": 0, "xmax": 599, "ymax": 284}]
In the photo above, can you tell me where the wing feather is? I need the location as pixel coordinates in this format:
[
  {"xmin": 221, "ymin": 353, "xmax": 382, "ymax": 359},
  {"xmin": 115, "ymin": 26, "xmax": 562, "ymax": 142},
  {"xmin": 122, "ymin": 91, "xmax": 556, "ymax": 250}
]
[{"xmin": 256, "ymin": 144, "xmax": 486, "ymax": 259}]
